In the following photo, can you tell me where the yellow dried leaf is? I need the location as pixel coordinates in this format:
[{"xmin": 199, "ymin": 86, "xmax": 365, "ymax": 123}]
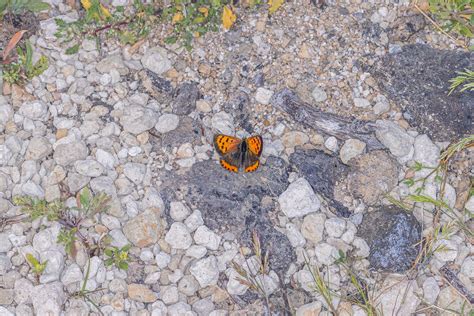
[
  {"xmin": 222, "ymin": 5, "xmax": 236, "ymax": 30},
  {"xmin": 268, "ymin": 0, "xmax": 284, "ymax": 14},
  {"xmin": 198, "ymin": 7, "xmax": 209, "ymax": 18},
  {"xmin": 100, "ymin": 4, "xmax": 111, "ymax": 18},
  {"xmin": 81, "ymin": 0, "xmax": 92, "ymax": 10},
  {"xmin": 172, "ymin": 12, "xmax": 184, "ymax": 24}
]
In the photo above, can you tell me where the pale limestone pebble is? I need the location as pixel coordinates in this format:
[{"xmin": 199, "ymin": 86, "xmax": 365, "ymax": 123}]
[
  {"xmin": 155, "ymin": 114, "xmax": 179, "ymax": 133},
  {"xmin": 168, "ymin": 269, "xmax": 184, "ymax": 283},
  {"xmin": 165, "ymin": 223, "xmax": 193, "ymax": 250},
  {"xmin": 40, "ymin": 250, "xmax": 65, "ymax": 283},
  {"xmin": 375, "ymin": 276, "xmax": 420, "ymax": 315},
  {"xmin": 145, "ymin": 271, "xmax": 161, "ymax": 284},
  {"xmin": 141, "ymin": 47, "xmax": 172, "ymax": 75},
  {"xmin": 285, "ymin": 223, "xmax": 306, "ymax": 247},
  {"xmin": 0, "ymin": 233, "xmax": 12, "ymax": 253},
  {"xmin": 413, "ymin": 134, "xmax": 440, "ymax": 167},
  {"xmin": 193, "ymin": 297, "xmax": 215, "ymax": 315},
  {"xmin": 155, "ymin": 252, "xmax": 171, "ymax": 269},
  {"xmin": 123, "ymin": 162, "xmax": 146, "ymax": 185},
  {"xmin": 375, "ymin": 120, "xmax": 414, "ymax": 158},
  {"xmin": 167, "ymin": 302, "xmax": 193, "ymax": 315},
  {"xmin": 160, "ymin": 285, "xmax": 179, "ymax": 305},
  {"xmin": 31, "ymin": 282, "xmax": 66, "ymax": 316},
  {"xmin": 25, "ymin": 137, "xmax": 52, "ymax": 160},
  {"xmin": 373, "ymin": 94, "xmax": 390, "ymax": 115},
  {"xmin": 436, "ymin": 286, "xmax": 466, "ymax": 314},
  {"xmin": 311, "ymin": 87, "xmax": 328, "ymax": 103},
  {"xmin": 281, "ymin": 131, "xmax": 309, "ymax": 148},
  {"xmin": 128, "ymin": 283, "xmax": 157, "ymax": 303},
  {"xmin": 193, "ymin": 226, "xmax": 221, "ymax": 251},
  {"xmin": 19, "ymin": 101, "xmax": 48, "ymax": 120},
  {"xmin": 314, "ymin": 242, "xmax": 339, "ymax": 265},
  {"xmin": 211, "ymin": 111, "xmax": 234, "ymax": 135},
  {"xmin": 170, "ymin": 201, "xmax": 191, "ymax": 222},
  {"xmin": 301, "ymin": 213, "xmax": 326, "ymax": 244},
  {"xmin": 296, "ymin": 268, "xmax": 314, "ymax": 292},
  {"xmin": 352, "ymin": 237, "xmax": 370, "ymax": 258},
  {"xmin": 324, "ymin": 136, "xmax": 338, "ymax": 152},
  {"xmin": 176, "ymin": 157, "xmax": 196, "ymax": 168},
  {"xmin": 189, "ymin": 256, "xmax": 220, "ymax": 287},
  {"xmin": 53, "ymin": 141, "xmax": 88, "ymax": 166},
  {"xmin": 121, "ymin": 106, "xmax": 159, "ymax": 135},
  {"xmin": 255, "ymin": 87, "xmax": 274, "ymax": 105},
  {"xmin": 324, "ymin": 218, "xmax": 346, "ymax": 238},
  {"xmin": 186, "ymin": 245, "xmax": 207, "ymax": 259},
  {"xmin": 178, "ymin": 275, "xmax": 200, "ymax": 297},
  {"xmin": 353, "ymin": 97, "xmax": 371, "ymax": 108},
  {"xmin": 60, "ymin": 263, "xmax": 83, "ymax": 286},
  {"xmin": 14, "ymin": 278, "xmax": 34, "ymax": 304},
  {"xmin": 433, "ymin": 238, "xmax": 458, "ymax": 262},
  {"xmin": 185, "ymin": 210, "xmax": 204, "ymax": 232},
  {"xmin": 177, "ymin": 143, "xmax": 195, "ymax": 158},
  {"xmin": 226, "ymin": 268, "xmax": 248, "ymax": 295},
  {"xmin": 74, "ymin": 159, "xmax": 104, "ymax": 177},
  {"xmin": 422, "ymin": 277, "xmax": 440, "ymax": 304},
  {"xmin": 339, "ymin": 139, "xmax": 366, "ymax": 164},
  {"xmin": 278, "ymin": 178, "xmax": 320, "ymax": 218},
  {"xmin": 0, "ymin": 307, "xmax": 13, "ymax": 316},
  {"xmin": 196, "ymin": 100, "xmax": 212, "ymax": 113}
]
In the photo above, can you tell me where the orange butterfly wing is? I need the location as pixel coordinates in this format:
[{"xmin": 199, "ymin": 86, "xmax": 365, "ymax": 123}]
[
  {"xmin": 214, "ymin": 134, "xmax": 241, "ymax": 155},
  {"xmin": 220, "ymin": 159, "xmax": 239, "ymax": 172},
  {"xmin": 244, "ymin": 160, "xmax": 259, "ymax": 173},
  {"xmin": 246, "ymin": 136, "xmax": 263, "ymax": 157}
]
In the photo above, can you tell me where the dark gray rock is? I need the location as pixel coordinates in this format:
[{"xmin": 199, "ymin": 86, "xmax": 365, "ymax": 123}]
[
  {"xmin": 290, "ymin": 148, "xmax": 350, "ymax": 217},
  {"xmin": 357, "ymin": 207, "xmax": 421, "ymax": 272},
  {"xmin": 159, "ymin": 156, "xmax": 295, "ymax": 274},
  {"xmin": 222, "ymin": 91, "xmax": 254, "ymax": 134},
  {"xmin": 152, "ymin": 117, "xmax": 201, "ymax": 149},
  {"xmin": 139, "ymin": 70, "xmax": 174, "ymax": 105},
  {"xmin": 172, "ymin": 82, "xmax": 200, "ymax": 115},
  {"xmin": 372, "ymin": 44, "xmax": 474, "ymax": 141}
]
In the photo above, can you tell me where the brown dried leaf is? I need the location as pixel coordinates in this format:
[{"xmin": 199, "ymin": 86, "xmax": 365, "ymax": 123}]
[{"xmin": 2, "ymin": 30, "xmax": 27, "ymax": 61}]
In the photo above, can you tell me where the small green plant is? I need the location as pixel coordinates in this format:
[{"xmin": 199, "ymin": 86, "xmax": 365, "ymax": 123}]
[
  {"xmin": 231, "ymin": 230, "xmax": 272, "ymax": 314},
  {"xmin": 25, "ymin": 253, "xmax": 47, "ymax": 283},
  {"xmin": 54, "ymin": 0, "xmax": 157, "ymax": 54},
  {"xmin": 104, "ymin": 244, "xmax": 131, "ymax": 270},
  {"xmin": 0, "ymin": 0, "xmax": 50, "ymax": 16},
  {"xmin": 427, "ymin": 0, "xmax": 473, "ymax": 39},
  {"xmin": 163, "ymin": 0, "xmax": 230, "ymax": 50},
  {"xmin": 72, "ymin": 257, "xmax": 105, "ymax": 315},
  {"xmin": 2, "ymin": 40, "xmax": 48, "ymax": 85},
  {"xmin": 57, "ymin": 227, "xmax": 78, "ymax": 255},
  {"xmin": 14, "ymin": 196, "xmax": 63, "ymax": 221},
  {"xmin": 449, "ymin": 69, "xmax": 474, "ymax": 94}
]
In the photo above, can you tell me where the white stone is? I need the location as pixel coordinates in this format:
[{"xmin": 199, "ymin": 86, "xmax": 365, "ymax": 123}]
[
  {"xmin": 353, "ymin": 97, "xmax": 370, "ymax": 108},
  {"xmin": 160, "ymin": 285, "xmax": 179, "ymax": 305},
  {"xmin": 190, "ymin": 256, "xmax": 220, "ymax": 288},
  {"xmin": 155, "ymin": 114, "xmax": 179, "ymax": 133},
  {"xmin": 433, "ymin": 239, "xmax": 458, "ymax": 262},
  {"xmin": 155, "ymin": 252, "xmax": 171, "ymax": 269},
  {"xmin": 19, "ymin": 101, "xmax": 48, "ymax": 120},
  {"xmin": 282, "ymin": 131, "xmax": 309, "ymax": 148},
  {"xmin": 123, "ymin": 162, "xmax": 146, "ymax": 185},
  {"xmin": 422, "ymin": 277, "xmax": 439, "ymax": 304},
  {"xmin": 226, "ymin": 268, "xmax": 248, "ymax": 295},
  {"xmin": 285, "ymin": 223, "xmax": 306, "ymax": 247},
  {"xmin": 373, "ymin": 94, "xmax": 390, "ymax": 114},
  {"xmin": 255, "ymin": 88, "xmax": 274, "ymax": 105},
  {"xmin": 185, "ymin": 210, "xmax": 204, "ymax": 232},
  {"xmin": 165, "ymin": 223, "xmax": 192, "ymax": 250},
  {"xmin": 301, "ymin": 213, "xmax": 326, "ymax": 244},
  {"xmin": 324, "ymin": 136, "xmax": 338, "ymax": 152},
  {"xmin": 324, "ymin": 218, "xmax": 346, "ymax": 238},
  {"xmin": 312, "ymin": 87, "xmax": 328, "ymax": 103},
  {"xmin": 278, "ymin": 178, "xmax": 320, "ymax": 218},
  {"xmin": 170, "ymin": 201, "xmax": 191, "ymax": 222},
  {"xmin": 296, "ymin": 301, "xmax": 322, "ymax": 316},
  {"xmin": 185, "ymin": 245, "xmax": 207, "ymax": 259},
  {"xmin": 194, "ymin": 226, "xmax": 221, "ymax": 251},
  {"xmin": 60, "ymin": 264, "xmax": 83, "ymax": 286},
  {"xmin": 339, "ymin": 139, "xmax": 366, "ymax": 164},
  {"xmin": 375, "ymin": 276, "xmax": 419, "ymax": 315},
  {"xmin": 413, "ymin": 134, "xmax": 440, "ymax": 167},
  {"xmin": 95, "ymin": 149, "xmax": 116, "ymax": 169},
  {"xmin": 314, "ymin": 242, "xmax": 338, "ymax": 265},
  {"xmin": 74, "ymin": 160, "xmax": 104, "ymax": 177},
  {"xmin": 353, "ymin": 237, "xmax": 370, "ymax": 258},
  {"xmin": 141, "ymin": 47, "xmax": 172, "ymax": 75},
  {"xmin": 211, "ymin": 112, "xmax": 234, "ymax": 135},
  {"xmin": 375, "ymin": 120, "xmax": 414, "ymax": 158}
]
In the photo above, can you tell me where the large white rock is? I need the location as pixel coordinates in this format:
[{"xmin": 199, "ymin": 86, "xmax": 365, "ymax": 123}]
[
  {"xmin": 278, "ymin": 178, "xmax": 320, "ymax": 218},
  {"xmin": 165, "ymin": 223, "xmax": 192, "ymax": 250},
  {"xmin": 189, "ymin": 256, "xmax": 220, "ymax": 288}
]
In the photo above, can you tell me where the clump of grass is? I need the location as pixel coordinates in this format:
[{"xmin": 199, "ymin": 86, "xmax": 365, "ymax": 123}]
[
  {"xmin": 231, "ymin": 230, "xmax": 272, "ymax": 314},
  {"xmin": 303, "ymin": 254, "xmax": 338, "ymax": 314},
  {"xmin": 448, "ymin": 69, "xmax": 474, "ymax": 95},
  {"xmin": 427, "ymin": 0, "xmax": 473, "ymax": 40},
  {"xmin": 0, "ymin": 0, "xmax": 49, "ymax": 16}
]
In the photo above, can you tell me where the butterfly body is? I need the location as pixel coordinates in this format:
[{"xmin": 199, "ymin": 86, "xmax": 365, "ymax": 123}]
[{"xmin": 214, "ymin": 134, "xmax": 263, "ymax": 173}]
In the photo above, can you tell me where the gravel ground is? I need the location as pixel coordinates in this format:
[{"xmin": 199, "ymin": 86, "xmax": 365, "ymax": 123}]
[{"xmin": 0, "ymin": 1, "xmax": 473, "ymax": 315}]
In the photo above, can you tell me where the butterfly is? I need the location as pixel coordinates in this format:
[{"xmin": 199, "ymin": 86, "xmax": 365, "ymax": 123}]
[{"xmin": 213, "ymin": 134, "xmax": 263, "ymax": 173}]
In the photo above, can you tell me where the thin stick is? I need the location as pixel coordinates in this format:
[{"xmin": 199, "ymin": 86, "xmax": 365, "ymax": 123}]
[{"xmin": 413, "ymin": 3, "xmax": 467, "ymax": 49}]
